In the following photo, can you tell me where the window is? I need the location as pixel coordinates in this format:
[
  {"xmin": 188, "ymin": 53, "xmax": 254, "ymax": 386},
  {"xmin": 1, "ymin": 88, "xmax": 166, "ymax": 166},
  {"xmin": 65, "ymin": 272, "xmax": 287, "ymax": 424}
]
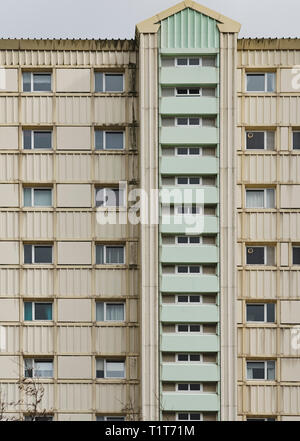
[
  {"xmin": 177, "ymin": 413, "xmax": 202, "ymax": 421},
  {"xmin": 175, "ymin": 205, "xmax": 202, "ymax": 214},
  {"xmin": 246, "ymin": 189, "xmax": 275, "ymax": 208},
  {"xmin": 24, "ymin": 302, "xmax": 53, "ymax": 321},
  {"xmin": 95, "ymin": 130, "xmax": 124, "ymax": 150},
  {"xmin": 246, "ymin": 360, "xmax": 275, "ymax": 381},
  {"xmin": 177, "ymin": 383, "xmax": 202, "ymax": 392},
  {"xmin": 177, "ymin": 265, "xmax": 201, "ymax": 274},
  {"xmin": 96, "ymin": 416, "xmax": 125, "ymax": 421},
  {"xmin": 293, "ymin": 246, "xmax": 300, "ymax": 265},
  {"xmin": 96, "ymin": 359, "xmax": 125, "ymax": 379},
  {"xmin": 246, "ymin": 303, "xmax": 275, "ymax": 323},
  {"xmin": 177, "ymin": 295, "xmax": 201, "ymax": 303},
  {"xmin": 96, "ymin": 245, "xmax": 125, "ymax": 265},
  {"xmin": 247, "ymin": 417, "xmax": 276, "ymax": 422},
  {"xmin": 246, "ymin": 246, "xmax": 275, "ymax": 265},
  {"xmin": 176, "ymin": 353, "xmax": 202, "ymax": 363},
  {"xmin": 175, "ymin": 56, "xmax": 216, "ymax": 67},
  {"xmin": 246, "ymin": 73, "xmax": 275, "ymax": 92},
  {"xmin": 176, "ymin": 117, "xmax": 216, "ymax": 127},
  {"xmin": 246, "ymin": 131, "xmax": 275, "ymax": 150},
  {"xmin": 176, "ymin": 177, "xmax": 200, "ymax": 185},
  {"xmin": 177, "ymin": 324, "xmax": 202, "ymax": 333},
  {"xmin": 293, "ymin": 131, "xmax": 300, "ymax": 150},
  {"xmin": 24, "ymin": 415, "xmax": 53, "ymax": 421},
  {"xmin": 24, "ymin": 244, "xmax": 53, "ymax": 264},
  {"xmin": 23, "ymin": 72, "xmax": 52, "ymax": 92},
  {"xmin": 176, "ymin": 87, "xmax": 215, "ymax": 97},
  {"xmin": 23, "ymin": 188, "xmax": 52, "ymax": 207},
  {"xmin": 176, "ymin": 147, "xmax": 201, "ymax": 156},
  {"xmin": 23, "ymin": 130, "xmax": 52, "ymax": 150},
  {"xmin": 176, "ymin": 236, "xmax": 202, "ymax": 244},
  {"xmin": 24, "ymin": 359, "xmax": 53, "ymax": 378},
  {"xmin": 96, "ymin": 302, "xmax": 125, "ymax": 321},
  {"xmin": 95, "ymin": 187, "xmax": 125, "ymax": 207},
  {"xmin": 95, "ymin": 73, "xmax": 124, "ymax": 92}
]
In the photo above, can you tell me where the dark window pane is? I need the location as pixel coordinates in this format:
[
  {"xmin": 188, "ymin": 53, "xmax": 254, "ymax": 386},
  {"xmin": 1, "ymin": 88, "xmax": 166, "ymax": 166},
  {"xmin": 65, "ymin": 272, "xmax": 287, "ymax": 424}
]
[
  {"xmin": 293, "ymin": 247, "xmax": 300, "ymax": 264},
  {"xmin": 189, "ymin": 88, "xmax": 200, "ymax": 95},
  {"xmin": 178, "ymin": 384, "xmax": 188, "ymax": 391},
  {"xmin": 178, "ymin": 296, "xmax": 188, "ymax": 302},
  {"xmin": 177, "ymin": 118, "xmax": 188, "ymax": 125},
  {"xmin": 178, "ymin": 325, "xmax": 188, "ymax": 332},
  {"xmin": 178, "ymin": 413, "xmax": 189, "ymax": 420},
  {"xmin": 34, "ymin": 132, "xmax": 51, "ymax": 149},
  {"xmin": 106, "ymin": 132, "xmax": 124, "ymax": 150},
  {"xmin": 190, "ymin": 384, "xmax": 201, "ymax": 391},
  {"xmin": 105, "ymin": 74, "xmax": 123, "ymax": 92},
  {"xmin": 293, "ymin": 132, "xmax": 300, "ymax": 150},
  {"xmin": 33, "ymin": 74, "xmax": 51, "ymax": 92},
  {"xmin": 189, "ymin": 237, "xmax": 200, "ymax": 244},
  {"xmin": 96, "ymin": 245, "xmax": 104, "ymax": 264},
  {"xmin": 34, "ymin": 246, "xmax": 52, "ymax": 264},
  {"xmin": 96, "ymin": 369, "xmax": 104, "ymax": 378},
  {"xmin": 177, "ymin": 354, "xmax": 188, "ymax": 361},
  {"xmin": 177, "ymin": 237, "xmax": 188, "ymax": 244},
  {"xmin": 247, "ymin": 74, "xmax": 265, "ymax": 92},
  {"xmin": 190, "ymin": 354, "xmax": 200, "ymax": 361},
  {"xmin": 34, "ymin": 303, "xmax": 52, "ymax": 320},
  {"xmin": 177, "ymin": 89, "xmax": 187, "ymax": 95},
  {"xmin": 177, "ymin": 148, "xmax": 188, "ymax": 155},
  {"xmin": 178, "ymin": 266, "xmax": 188, "ymax": 273},
  {"xmin": 23, "ymin": 130, "xmax": 32, "ymax": 149},
  {"xmin": 190, "ymin": 325, "xmax": 200, "ymax": 332},
  {"xmin": 190, "ymin": 414, "xmax": 201, "ymax": 420},
  {"xmin": 189, "ymin": 58, "xmax": 199, "ymax": 66},
  {"xmin": 190, "ymin": 295, "xmax": 200, "ymax": 302},
  {"xmin": 95, "ymin": 73, "xmax": 103, "ymax": 92},
  {"xmin": 246, "ymin": 247, "xmax": 264, "ymax": 264},
  {"xmin": 23, "ymin": 72, "xmax": 31, "ymax": 92},
  {"xmin": 190, "ymin": 266, "xmax": 200, "ymax": 273},
  {"xmin": 267, "ymin": 303, "xmax": 275, "ymax": 323},
  {"xmin": 24, "ymin": 245, "xmax": 32, "ymax": 264},
  {"xmin": 177, "ymin": 177, "xmax": 188, "ymax": 185},
  {"xmin": 95, "ymin": 130, "xmax": 104, "ymax": 150},
  {"xmin": 106, "ymin": 417, "xmax": 125, "ymax": 421},
  {"xmin": 246, "ymin": 304, "xmax": 265, "ymax": 322},
  {"xmin": 189, "ymin": 118, "xmax": 200, "ymax": 125},
  {"xmin": 24, "ymin": 302, "xmax": 32, "ymax": 321},
  {"xmin": 177, "ymin": 59, "xmax": 187, "ymax": 66},
  {"xmin": 189, "ymin": 148, "xmax": 200, "ymax": 155},
  {"xmin": 189, "ymin": 178, "xmax": 200, "ymax": 185},
  {"xmin": 246, "ymin": 132, "xmax": 265, "ymax": 150}
]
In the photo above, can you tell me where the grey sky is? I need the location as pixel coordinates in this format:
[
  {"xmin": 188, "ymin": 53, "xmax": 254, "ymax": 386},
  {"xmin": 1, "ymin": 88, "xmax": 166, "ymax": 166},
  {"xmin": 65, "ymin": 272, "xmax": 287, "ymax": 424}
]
[{"xmin": 0, "ymin": 0, "xmax": 298, "ymax": 40}]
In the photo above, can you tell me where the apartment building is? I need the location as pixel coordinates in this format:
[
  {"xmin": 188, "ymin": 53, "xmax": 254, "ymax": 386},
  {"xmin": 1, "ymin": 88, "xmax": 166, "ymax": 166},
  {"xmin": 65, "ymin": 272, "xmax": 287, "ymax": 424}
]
[{"xmin": 0, "ymin": 0, "xmax": 299, "ymax": 421}]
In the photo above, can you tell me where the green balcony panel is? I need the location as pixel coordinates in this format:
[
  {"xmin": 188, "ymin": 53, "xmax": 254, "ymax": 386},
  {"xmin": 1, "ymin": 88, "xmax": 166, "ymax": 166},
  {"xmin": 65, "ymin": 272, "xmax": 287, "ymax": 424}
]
[
  {"xmin": 162, "ymin": 393, "xmax": 219, "ymax": 412},
  {"xmin": 161, "ymin": 157, "xmax": 218, "ymax": 175},
  {"xmin": 160, "ymin": 127, "xmax": 218, "ymax": 145},
  {"xmin": 160, "ymin": 215, "xmax": 218, "ymax": 235},
  {"xmin": 160, "ymin": 48, "xmax": 219, "ymax": 55},
  {"xmin": 161, "ymin": 334, "xmax": 219, "ymax": 352},
  {"xmin": 161, "ymin": 275, "xmax": 218, "ymax": 293},
  {"xmin": 160, "ymin": 186, "xmax": 218, "ymax": 204},
  {"xmin": 161, "ymin": 363, "xmax": 219, "ymax": 382},
  {"xmin": 161, "ymin": 245, "xmax": 218, "ymax": 264},
  {"xmin": 161, "ymin": 67, "xmax": 218, "ymax": 85},
  {"xmin": 160, "ymin": 97, "xmax": 218, "ymax": 116},
  {"xmin": 161, "ymin": 304, "xmax": 218, "ymax": 322}
]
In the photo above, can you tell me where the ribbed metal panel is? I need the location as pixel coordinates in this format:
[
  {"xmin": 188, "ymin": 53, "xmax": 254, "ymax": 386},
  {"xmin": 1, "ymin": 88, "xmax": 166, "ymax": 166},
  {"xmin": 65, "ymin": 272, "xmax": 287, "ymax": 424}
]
[
  {"xmin": 21, "ymin": 212, "xmax": 54, "ymax": 239},
  {"xmin": 238, "ymin": 50, "xmax": 300, "ymax": 67},
  {"xmin": 239, "ymin": 385, "xmax": 277, "ymax": 414},
  {"xmin": 160, "ymin": 8, "xmax": 219, "ymax": 49},
  {"xmin": 282, "ymin": 386, "xmax": 300, "ymax": 414},
  {"xmin": 239, "ymin": 96, "xmax": 277, "ymax": 125},
  {"xmin": 238, "ymin": 213, "xmax": 277, "ymax": 241},
  {"xmin": 238, "ymin": 328, "xmax": 277, "ymax": 357},
  {"xmin": 58, "ymin": 326, "xmax": 92, "ymax": 353},
  {"xmin": 0, "ymin": 154, "xmax": 18, "ymax": 181},
  {"xmin": 239, "ymin": 155, "xmax": 277, "ymax": 183},
  {"xmin": 21, "ymin": 97, "xmax": 53, "ymax": 124},
  {"xmin": 57, "ymin": 154, "xmax": 91, "ymax": 181},
  {"xmin": 57, "ymin": 97, "xmax": 91, "ymax": 124},
  {"xmin": 57, "ymin": 212, "xmax": 91, "ymax": 239},
  {"xmin": 281, "ymin": 155, "xmax": 300, "ymax": 182},
  {"xmin": 279, "ymin": 270, "xmax": 300, "ymax": 299},
  {"xmin": 95, "ymin": 327, "xmax": 138, "ymax": 354},
  {"xmin": 0, "ymin": 97, "xmax": 18, "ymax": 123},
  {"xmin": 0, "ymin": 212, "xmax": 19, "ymax": 239},
  {"xmin": 57, "ymin": 269, "xmax": 92, "ymax": 296},
  {"xmin": 21, "ymin": 154, "xmax": 53, "ymax": 182},
  {"xmin": 58, "ymin": 383, "xmax": 92, "ymax": 411},
  {"xmin": 94, "ymin": 97, "xmax": 137, "ymax": 125},
  {"xmin": 22, "ymin": 269, "xmax": 54, "ymax": 297},
  {"xmin": 238, "ymin": 269, "xmax": 277, "ymax": 299},
  {"xmin": 23, "ymin": 326, "xmax": 54, "ymax": 353},
  {"xmin": 0, "ymin": 269, "xmax": 19, "ymax": 296},
  {"xmin": 95, "ymin": 269, "xmax": 138, "ymax": 297},
  {"xmin": 281, "ymin": 213, "xmax": 300, "ymax": 240}
]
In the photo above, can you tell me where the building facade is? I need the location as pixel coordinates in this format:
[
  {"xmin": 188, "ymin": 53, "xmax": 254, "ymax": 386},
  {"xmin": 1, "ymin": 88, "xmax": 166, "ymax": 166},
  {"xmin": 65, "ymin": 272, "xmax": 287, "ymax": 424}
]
[{"xmin": 0, "ymin": 0, "xmax": 299, "ymax": 421}]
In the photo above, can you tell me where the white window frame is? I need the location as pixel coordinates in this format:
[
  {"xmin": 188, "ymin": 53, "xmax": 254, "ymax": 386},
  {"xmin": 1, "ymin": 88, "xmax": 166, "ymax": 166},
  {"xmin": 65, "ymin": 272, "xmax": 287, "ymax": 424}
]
[
  {"xmin": 176, "ymin": 147, "xmax": 202, "ymax": 156},
  {"xmin": 95, "ymin": 130, "xmax": 125, "ymax": 150},
  {"xmin": 176, "ymin": 87, "xmax": 201, "ymax": 96},
  {"xmin": 176, "ymin": 413, "xmax": 203, "ymax": 421},
  {"xmin": 246, "ymin": 72, "xmax": 276, "ymax": 93},
  {"xmin": 176, "ymin": 353, "xmax": 203, "ymax": 363},
  {"xmin": 25, "ymin": 301, "xmax": 53, "ymax": 321},
  {"xmin": 176, "ymin": 383, "xmax": 203, "ymax": 393},
  {"xmin": 96, "ymin": 359, "xmax": 126, "ymax": 379},
  {"xmin": 246, "ymin": 360, "xmax": 276, "ymax": 381},
  {"xmin": 23, "ymin": 187, "xmax": 53, "ymax": 207},
  {"xmin": 176, "ymin": 294, "xmax": 202, "ymax": 303},
  {"xmin": 23, "ymin": 72, "xmax": 52, "ymax": 92},
  {"xmin": 245, "ymin": 245, "xmax": 275, "ymax": 266},
  {"xmin": 96, "ymin": 301, "xmax": 125, "ymax": 322},
  {"xmin": 95, "ymin": 72, "xmax": 124, "ymax": 93},
  {"xmin": 24, "ymin": 358, "xmax": 54, "ymax": 378},
  {"xmin": 176, "ymin": 236, "xmax": 202, "ymax": 245},
  {"xmin": 95, "ymin": 187, "xmax": 125, "ymax": 208},
  {"xmin": 175, "ymin": 56, "xmax": 216, "ymax": 67},
  {"xmin": 176, "ymin": 176, "xmax": 202, "ymax": 185},
  {"xmin": 23, "ymin": 130, "xmax": 52, "ymax": 150},
  {"xmin": 25, "ymin": 244, "xmax": 53, "ymax": 265},
  {"xmin": 245, "ymin": 188, "xmax": 275, "ymax": 209},
  {"xmin": 176, "ymin": 324, "xmax": 203, "ymax": 333},
  {"xmin": 175, "ymin": 205, "xmax": 202, "ymax": 215},
  {"xmin": 176, "ymin": 265, "xmax": 202, "ymax": 274},
  {"xmin": 246, "ymin": 303, "xmax": 276, "ymax": 323},
  {"xmin": 96, "ymin": 244, "xmax": 125, "ymax": 265},
  {"xmin": 96, "ymin": 416, "xmax": 125, "ymax": 421},
  {"xmin": 245, "ymin": 130, "xmax": 275, "ymax": 150}
]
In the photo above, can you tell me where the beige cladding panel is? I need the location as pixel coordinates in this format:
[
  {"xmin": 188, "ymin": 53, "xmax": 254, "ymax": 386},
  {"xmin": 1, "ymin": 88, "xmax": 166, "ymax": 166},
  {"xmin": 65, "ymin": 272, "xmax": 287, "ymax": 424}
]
[
  {"xmin": 57, "ymin": 212, "xmax": 92, "ymax": 239},
  {"xmin": 57, "ymin": 96, "xmax": 91, "ymax": 125},
  {"xmin": 57, "ymin": 127, "xmax": 91, "ymax": 150},
  {"xmin": 0, "ymin": 127, "xmax": 18, "ymax": 149},
  {"xmin": 21, "ymin": 212, "xmax": 54, "ymax": 240},
  {"xmin": 0, "ymin": 356, "xmax": 20, "ymax": 379},
  {"xmin": 22, "ymin": 268, "xmax": 54, "ymax": 297},
  {"xmin": 0, "ymin": 97, "xmax": 18, "ymax": 124},
  {"xmin": 280, "ymin": 242, "xmax": 289, "ymax": 266},
  {"xmin": 0, "ymin": 154, "xmax": 18, "ymax": 181},
  {"xmin": 21, "ymin": 154, "xmax": 53, "ymax": 182},
  {"xmin": 0, "ymin": 212, "xmax": 19, "ymax": 239},
  {"xmin": 95, "ymin": 384, "xmax": 128, "ymax": 411},
  {"xmin": 57, "ymin": 241, "xmax": 91, "ymax": 265},
  {"xmin": 56, "ymin": 68, "xmax": 91, "ymax": 92},
  {"xmin": 58, "ymin": 356, "xmax": 92, "ymax": 379},
  {"xmin": 280, "ymin": 185, "xmax": 300, "ymax": 209},
  {"xmin": 0, "ymin": 68, "xmax": 18, "ymax": 92},
  {"xmin": 0, "ymin": 184, "xmax": 18, "ymax": 207},
  {"xmin": 241, "ymin": 385, "xmax": 278, "ymax": 414},
  {"xmin": 21, "ymin": 97, "xmax": 53, "ymax": 124},
  {"xmin": 281, "ymin": 359, "xmax": 300, "ymax": 382},
  {"xmin": 57, "ymin": 154, "xmax": 91, "ymax": 182},
  {"xmin": 57, "ymin": 268, "xmax": 92, "ymax": 296},
  {"xmin": 0, "ymin": 269, "xmax": 19, "ymax": 296},
  {"xmin": 0, "ymin": 299, "xmax": 19, "ymax": 321},
  {"xmin": 282, "ymin": 416, "xmax": 300, "ymax": 421},
  {"xmin": 58, "ymin": 383, "xmax": 92, "ymax": 411},
  {"xmin": 58, "ymin": 414, "xmax": 92, "ymax": 421},
  {"xmin": 58, "ymin": 299, "xmax": 92, "ymax": 322},
  {"xmin": 58, "ymin": 326, "xmax": 92, "ymax": 353},
  {"xmin": 23, "ymin": 326, "xmax": 54, "ymax": 353},
  {"xmin": 281, "ymin": 301, "xmax": 300, "ymax": 324},
  {"xmin": 281, "ymin": 68, "xmax": 300, "ymax": 93},
  {"xmin": 0, "ymin": 241, "xmax": 19, "ymax": 264},
  {"xmin": 56, "ymin": 184, "xmax": 91, "ymax": 208}
]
